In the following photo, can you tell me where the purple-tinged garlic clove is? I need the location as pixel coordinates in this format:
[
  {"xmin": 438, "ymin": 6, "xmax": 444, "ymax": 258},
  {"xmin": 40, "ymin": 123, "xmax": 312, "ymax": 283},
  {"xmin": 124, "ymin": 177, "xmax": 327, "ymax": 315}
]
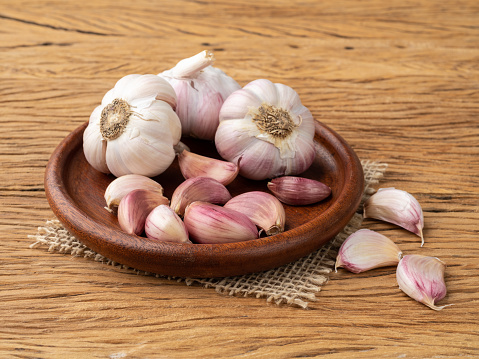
[
  {"xmin": 335, "ymin": 229, "xmax": 402, "ymax": 274},
  {"xmin": 170, "ymin": 177, "xmax": 232, "ymax": 216},
  {"xmin": 104, "ymin": 174, "xmax": 164, "ymax": 213},
  {"xmin": 183, "ymin": 202, "xmax": 259, "ymax": 244},
  {"xmin": 396, "ymin": 254, "xmax": 451, "ymax": 311},
  {"xmin": 364, "ymin": 187, "xmax": 425, "ymax": 246},
  {"xmin": 178, "ymin": 150, "xmax": 240, "ymax": 185},
  {"xmin": 224, "ymin": 191, "xmax": 285, "ymax": 236},
  {"xmin": 145, "ymin": 205, "xmax": 190, "ymax": 243},
  {"xmin": 267, "ymin": 176, "xmax": 331, "ymax": 206},
  {"xmin": 117, "ymin": 189, "xmax": 169, "ymax": 235}
]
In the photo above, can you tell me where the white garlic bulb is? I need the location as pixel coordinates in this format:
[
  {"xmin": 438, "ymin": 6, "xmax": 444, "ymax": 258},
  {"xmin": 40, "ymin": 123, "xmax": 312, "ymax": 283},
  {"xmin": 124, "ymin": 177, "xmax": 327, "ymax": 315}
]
[
  {"xmin": 158, "ymin": 50, "xmax": 241, "ymax": 140},
  {"xmin": 83, "ymin": 74, "xmax": 182, "ymax": 177},
  {"xmin": 215, "ymin": 79, "xmax": 316, "ymax": 180}
]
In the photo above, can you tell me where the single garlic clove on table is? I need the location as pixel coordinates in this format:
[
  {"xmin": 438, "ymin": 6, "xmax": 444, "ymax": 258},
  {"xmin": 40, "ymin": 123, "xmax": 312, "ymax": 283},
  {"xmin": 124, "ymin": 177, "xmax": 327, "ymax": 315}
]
[
  {"xmin": 145, "ymin": 205, "xmax": 190, "ymax": 243},
  {"xmin": 267, "ymin": 176, "xmax": 331, "ymax": 206},
  {"xmin": 335, "ymin": 229, "xmax": 403, "ymax": 273},
  {"xmin": 396, "ymin": 254, "xmax": 450, "ymax": 311},
  {"xmin": 104, "ymin": 174, "xmax": 164, "ymax": 213},
  {"xmin": 224, "ymin": 191, "xmax": 285, "ymax": 236},
  {"xmin": 170, "ymin": 177, "xmax": 232, "ymax": 216},
  {"xmin": 364, "ymin": 187, "xmax": 425, "ymax": 246},
  {"xmin": 178, "ymin": 150, "xmax": 240, "ymax": 185},
  {"xmin": 118, "ymin": 189, "xmax": 169, "ymax": 235},
  {"xmin": 184, "ymin": 202, "xmax": 259, "ymax": 244}
]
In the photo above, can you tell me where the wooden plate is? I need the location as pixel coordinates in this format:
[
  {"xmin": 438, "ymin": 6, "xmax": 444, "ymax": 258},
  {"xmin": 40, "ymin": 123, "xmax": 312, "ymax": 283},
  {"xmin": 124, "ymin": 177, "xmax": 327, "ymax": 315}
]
[{"xmin": 45, "ymin": 121, "xmax": 364, "ymax": 278}]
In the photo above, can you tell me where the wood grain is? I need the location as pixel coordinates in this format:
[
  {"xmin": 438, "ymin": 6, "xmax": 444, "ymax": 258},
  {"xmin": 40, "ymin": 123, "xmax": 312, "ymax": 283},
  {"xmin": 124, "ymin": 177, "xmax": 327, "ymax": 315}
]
[{"xmin": 1, "ymin": 0, "xmax": 478, "ymax": 357}]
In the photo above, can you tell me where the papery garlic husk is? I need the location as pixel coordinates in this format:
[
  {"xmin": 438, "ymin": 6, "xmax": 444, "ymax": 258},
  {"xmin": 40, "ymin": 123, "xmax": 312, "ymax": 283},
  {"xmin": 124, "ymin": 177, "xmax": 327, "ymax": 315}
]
[
  {"xmin": 170, "ymin": 177, "xmax": 232, "ymax": 216},
  {"xmin": 224, "ymin": 191, "xmax": 285, "ymax": 236},
  {"xmin": 267, "ymin": 176, "xmax": 331, "ymax": 206},
  {"xmin": 364, "ymin": 187, "xmax": 425, "ymax": 246},
  {"xmin": 184, "ymin": 201, "xmax": 259, "ymax": 244},
  {"xmin": 178, "ymin": 150, "xmax": 239, "ymax": 185},
  {"xmin": 396, "ymin": 254, "xmax": 450, "ymax": 311},
  {"xmin": 215, "ymin": 79, "xmax": 316, "ymax": 180},
  {"xmin": 145, "ymin": 205, "xmax": 190, "ymax": 243},
  {"xmin": 158, "ymin": 50, "xmax": 241, "ymax": 140},
  {"xmin": 118, "ymin": 189, "xmax": 169, "ymax": 235},
  {"xmin": 83, "ymin": 74, "xmax": 181, "ymax": 177},
  {"xmin": 104, "ymin": 174, "xmax": 164, "ymax": 213},
  {"xmin": 335, "ymin": 229, "xmax": 403, "ymax": 274}
]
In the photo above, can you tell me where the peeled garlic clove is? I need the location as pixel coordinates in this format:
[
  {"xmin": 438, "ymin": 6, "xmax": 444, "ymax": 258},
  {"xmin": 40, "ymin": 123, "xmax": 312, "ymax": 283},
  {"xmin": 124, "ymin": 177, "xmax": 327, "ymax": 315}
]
[
  {"xmin": 178, "ymin": 150, "xmax": 239, "ymax": 185},
  {"xmin": 224, "ymin": 191, "xmax": 285, "ymax": 236},
  {"xmin": 335, "ymin": 229, "xmax": 402, "ymax": 273},
  {"xmin": 145, "ymin": 205, "xmax": 190, "ymax": 243},
  {"xmin": 184, "ymin": 202, "xmax": 259, "ymax": 244},
  {"xmin": 396, "ymin": 254, "xmax": 450, "ymax": 311},
  {"xmin": 363, "ymin": 187, "xmax": 425, "ymax": 246},
  {"xmin": 118, "ymin": 189, "xmax": 169, "ymax": 235},
  {"xmin": 104, "ymin": 174, "xmax": 164, "ymax": 213},
  {"xmin": 267, "ymin": 176, "xmax": 331, "ymax": 206},
  {"xmin": 170, "ymin": 177, "xmax": 232, "ymax": 216}
]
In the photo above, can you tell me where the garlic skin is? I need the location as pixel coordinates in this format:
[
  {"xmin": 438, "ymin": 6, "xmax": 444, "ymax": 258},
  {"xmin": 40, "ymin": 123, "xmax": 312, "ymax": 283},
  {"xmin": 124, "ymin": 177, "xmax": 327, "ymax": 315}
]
[
  {"xmin": 117, "ymin": 189, "xmax": 169, "ymax": 235},
  {"xmin": 83, "ymin": 74, "xmax": 181, "ymax": 177},
  {"xmin": 170, "ymin": 177, "xmax": 232, "ymax": 216},
  {"xmin": 145, "ymin": 205, "xmax": 190, "ymax": 243},
  {"xmin": 267, "ymin": 176, "xmax": 331, "ymax": 206},
  {"xmin": 364, "ymin": 187, "xmax": 425, "ymax": 246},
  {"xmin": 178, "ymin": 150, "xmax": 239, "ymax": 185},
  {"xmin": 215, "ymin": 79, "xmax": 316, "ymax": 180},
  {"xmin": 396, "ymin": 254, "xmax": 450, "ymax": 311},
  {"xmin": 159, "ymin": 50, "xmax": 241, "ymax": 140},
  {"xmin": 184, "ymin": 202, "xmax": 259, "ymax": 244},
  {"xmin": 224, "ymin": 191, "xmax": 285, "ymax": 236},
  {"xmin": 104, "ymin": 174, "xmax": 164, "ymax": 212},
  {"xmin": 335, "ymin": 229, "xmax": 402, "ymax": 273}
]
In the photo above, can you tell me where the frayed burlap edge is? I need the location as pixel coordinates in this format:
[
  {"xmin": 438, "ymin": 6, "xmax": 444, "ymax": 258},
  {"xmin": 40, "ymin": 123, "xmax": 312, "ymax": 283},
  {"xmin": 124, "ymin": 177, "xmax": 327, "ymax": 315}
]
[{"xmin": 29, "ymin": 160, "xmax": 387, "ymax": 309}]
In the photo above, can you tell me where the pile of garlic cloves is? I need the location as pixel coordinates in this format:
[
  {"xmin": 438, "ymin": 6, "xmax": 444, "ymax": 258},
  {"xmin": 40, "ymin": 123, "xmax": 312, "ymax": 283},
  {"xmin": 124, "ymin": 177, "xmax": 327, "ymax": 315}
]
[{"xmin": 335, "ymin": 188, "xmax": 451, "ymax": 311}]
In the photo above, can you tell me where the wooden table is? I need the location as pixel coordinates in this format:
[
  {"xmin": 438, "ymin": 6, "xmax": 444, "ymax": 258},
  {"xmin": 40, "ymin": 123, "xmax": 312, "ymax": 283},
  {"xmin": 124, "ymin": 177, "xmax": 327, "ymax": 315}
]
[{"xmin": 2, "ymin": 0, "xmax": 478, "ymax": 357}]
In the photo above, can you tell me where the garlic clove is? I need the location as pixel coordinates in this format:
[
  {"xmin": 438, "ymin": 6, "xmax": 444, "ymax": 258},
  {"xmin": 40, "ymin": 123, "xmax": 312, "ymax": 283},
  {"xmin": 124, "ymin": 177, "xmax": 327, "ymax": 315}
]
[
  {"xmin": 396, "ymin": 254, "xmax": 450, "ymax": 311},
  {"xmin": 267, "ymin": 176, "xmax": 331, "ymax": 206},
  {"xmin": 178, "ymin": 150, "xmax": 240, "ymax": 185},
  {"xmin": 145, "ymin": 205, "xmax": 190, "ymax": 243},
  {"xmin": 117, "ymin": 189, "xmax": 169, "ymax": 235},
  {"xmin": 335, "ymin": 229, "xmax": 403, "ymax": 273},
  {"xmin": 170, "ymin": 177, "xmax": 232, "ymax": 216},
  {"xmin": 224, "ymin": 191, "xmax": 285, "ymax": 236},
  {"xmin": 183, "ymin": 201, "xmax": 259, "ymax": 244},
  {"xmin": 363, "ymin": 187, "xmax": 425, "ymax": 246},
  {"xmin": 104, "ymin": 174, "xmax": 164, "ymax": 213}
]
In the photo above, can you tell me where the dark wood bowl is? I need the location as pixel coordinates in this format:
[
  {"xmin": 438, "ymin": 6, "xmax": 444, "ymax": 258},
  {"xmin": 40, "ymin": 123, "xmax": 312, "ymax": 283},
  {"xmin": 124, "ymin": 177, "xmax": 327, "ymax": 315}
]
[{"xmin": 44, "ymin": 121, "xmax": 364, "ymax": 278}]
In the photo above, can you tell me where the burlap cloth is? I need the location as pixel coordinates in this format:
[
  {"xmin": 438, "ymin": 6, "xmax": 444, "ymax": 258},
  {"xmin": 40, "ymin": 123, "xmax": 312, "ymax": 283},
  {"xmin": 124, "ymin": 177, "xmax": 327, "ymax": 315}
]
[{"xmin": 30, "ymin": 160, "xmax": 387, "ymax": 309}]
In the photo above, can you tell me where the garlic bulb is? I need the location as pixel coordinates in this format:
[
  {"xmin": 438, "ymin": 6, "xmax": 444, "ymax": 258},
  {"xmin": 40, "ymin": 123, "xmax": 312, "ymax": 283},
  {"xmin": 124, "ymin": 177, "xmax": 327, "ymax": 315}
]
[
  {"xmin": 215, "ymin": 79, "xmax": 316, "ymax": 180},
  {"xmin": 396, "ymin": 255, "xmax": 450, "ymax": 311},
  {"xmin": 83, "ymin": 74, "xmax": 181, "ymax": 177},
  {"xmin": 335, "ymin": 229, "xmax": 403, "ymax": 273},
  {"xmin": 364, "ymin": 187, "xmax": 425, "ymax": 246},
  {"xmin": 158, "ymin": 50, "xmax": 241, "ymax": 140}
]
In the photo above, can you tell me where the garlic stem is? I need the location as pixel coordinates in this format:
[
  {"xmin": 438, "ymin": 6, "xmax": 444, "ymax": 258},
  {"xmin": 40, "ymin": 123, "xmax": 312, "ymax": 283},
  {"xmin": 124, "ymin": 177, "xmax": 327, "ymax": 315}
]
[{"xmin": 171, "ymin": 50, "xmax": 215, "ymax": 78}]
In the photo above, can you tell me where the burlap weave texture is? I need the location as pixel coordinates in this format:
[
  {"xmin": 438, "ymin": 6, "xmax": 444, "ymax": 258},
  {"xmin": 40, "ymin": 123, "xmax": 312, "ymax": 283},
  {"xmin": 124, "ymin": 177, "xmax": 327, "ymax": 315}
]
[{"xmin": 30, "ymin": 160, "xmax": 387, "ymax": 308}]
